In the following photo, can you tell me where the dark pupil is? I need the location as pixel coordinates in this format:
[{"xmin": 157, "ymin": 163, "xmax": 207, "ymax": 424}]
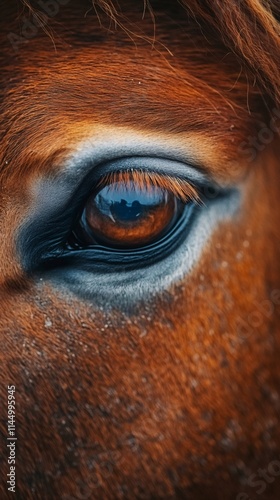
[{"xmin": 78, "ymin": 180, "xmax": 183, "ymax": 249}]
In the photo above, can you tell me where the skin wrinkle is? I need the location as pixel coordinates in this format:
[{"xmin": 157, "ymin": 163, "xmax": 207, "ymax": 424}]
[{"xmin": 0, "ymin": 1, "xmax": 280, "ymax": 499}]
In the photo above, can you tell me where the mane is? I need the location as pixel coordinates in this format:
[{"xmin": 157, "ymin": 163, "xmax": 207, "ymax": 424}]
[
  {"xmin": 180, "ymin": 0, "xmax": 280, "ymax": 108},
  {"xmin": 18, "ymin": 0, "xmax": 280, "ymax": 109}
]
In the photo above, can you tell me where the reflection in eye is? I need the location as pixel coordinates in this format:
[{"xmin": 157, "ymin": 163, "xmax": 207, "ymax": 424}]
[{"xmin": 70, "ymin": 170, "xmax": 201, "ymax": 250}]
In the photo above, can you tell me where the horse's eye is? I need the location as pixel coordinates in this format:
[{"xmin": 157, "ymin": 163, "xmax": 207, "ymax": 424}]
[{"xmin": 71, "ymin": 172, "xmax": 187, "ymax": 249}]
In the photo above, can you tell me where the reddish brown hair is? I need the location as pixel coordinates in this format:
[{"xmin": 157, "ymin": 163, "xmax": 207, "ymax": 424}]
[{"xmin": 19, "ymin": 0, "xmax": 280, "ymax": 105}]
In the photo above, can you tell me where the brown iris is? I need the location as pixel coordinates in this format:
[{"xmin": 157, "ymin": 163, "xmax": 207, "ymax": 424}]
[{"xmin": 76, "ymin": 171, "xmax": 199, "ymax": 249}]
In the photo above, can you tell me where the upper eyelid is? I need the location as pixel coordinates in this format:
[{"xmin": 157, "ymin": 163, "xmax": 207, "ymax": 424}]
[
  {"xmin": 59, "ymin": 134, "xmax": 210, "ymax": 186},
  {"xmin": 55, "ymin": 155, "xmax": 209, "ymax": 198}
]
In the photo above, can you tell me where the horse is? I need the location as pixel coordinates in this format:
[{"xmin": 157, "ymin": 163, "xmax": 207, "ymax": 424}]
[{"xmin": 1, "ymin": 1, "xmax": 280, "ymax": 498}]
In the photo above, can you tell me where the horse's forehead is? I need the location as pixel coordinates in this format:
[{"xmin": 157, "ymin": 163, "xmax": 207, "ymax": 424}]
[
  {"xmin": 1, "ymin": 1, "xmax": 267, "ymax": 193},
  {"xmin": 1, "ymin": 43, "xmax": 261, "ymax": 187}
]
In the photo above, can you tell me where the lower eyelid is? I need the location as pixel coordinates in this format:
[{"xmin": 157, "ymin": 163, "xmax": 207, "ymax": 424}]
[
  {"xmin": 36, "ymin": 188, "xmax": 240, "ymax": 308},
  {"xmin": 48, "ymin": 200, "xmax": 196, "ymax": 266}
]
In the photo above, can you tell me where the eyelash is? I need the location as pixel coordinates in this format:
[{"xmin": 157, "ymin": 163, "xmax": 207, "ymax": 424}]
[{"xmin": 95, "ymin": 169, "xmax": 202, "ymax": 204}]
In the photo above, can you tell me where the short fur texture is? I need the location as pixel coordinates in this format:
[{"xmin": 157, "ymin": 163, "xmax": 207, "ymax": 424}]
[{"xmin": 0, "ymin": 1, "xmax": 280, "ymax": 499}]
